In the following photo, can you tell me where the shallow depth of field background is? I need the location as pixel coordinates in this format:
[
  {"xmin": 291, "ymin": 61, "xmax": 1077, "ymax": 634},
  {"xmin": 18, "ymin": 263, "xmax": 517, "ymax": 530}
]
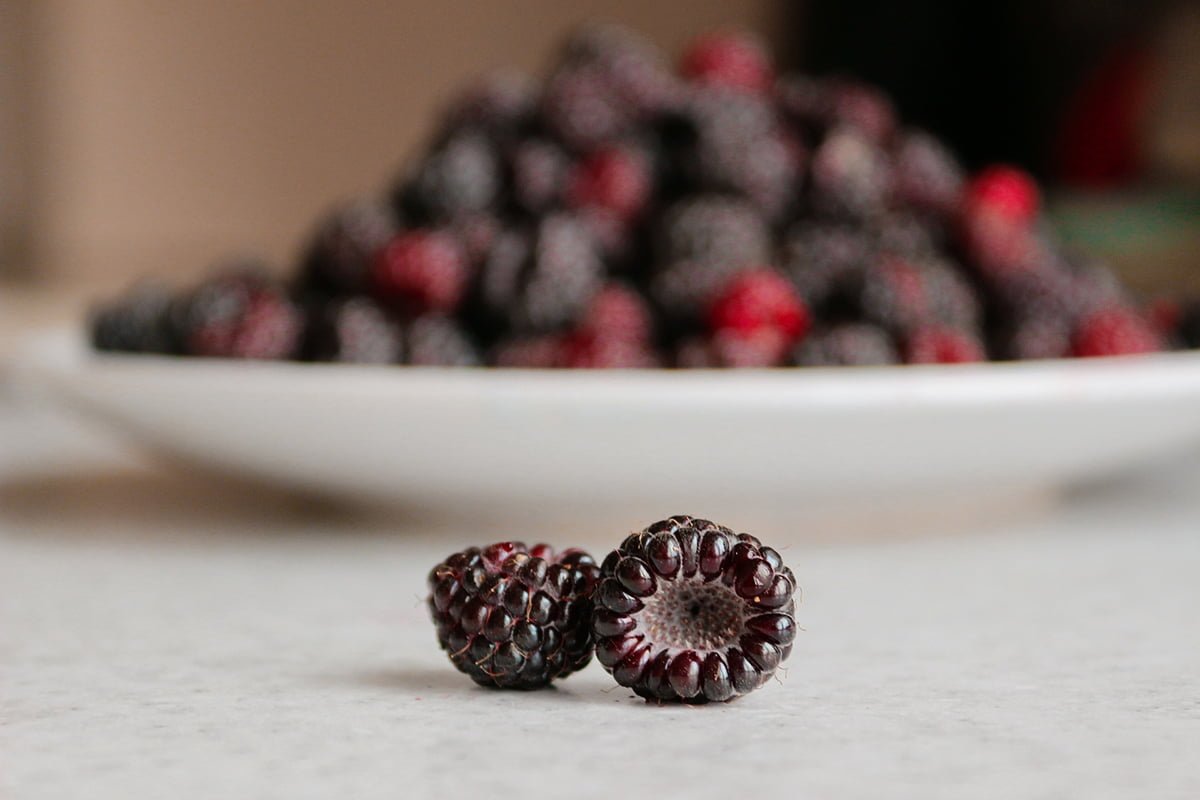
[{"xmin": 0, "ymin": 0, "xmax": 1197, "ymax": 296}]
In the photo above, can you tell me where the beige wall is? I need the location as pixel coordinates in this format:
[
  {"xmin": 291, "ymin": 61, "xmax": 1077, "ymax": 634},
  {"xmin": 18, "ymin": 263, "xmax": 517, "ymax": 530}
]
[{"xmin": 18, "ymin": 0, "xmax": 785, "ymax": 282}]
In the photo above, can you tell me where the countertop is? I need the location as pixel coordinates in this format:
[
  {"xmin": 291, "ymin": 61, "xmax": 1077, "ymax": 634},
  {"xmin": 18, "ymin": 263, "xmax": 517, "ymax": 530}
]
[{"xmin": 2, "ymin": 381, "xmax": 1200, "ymax": 799}]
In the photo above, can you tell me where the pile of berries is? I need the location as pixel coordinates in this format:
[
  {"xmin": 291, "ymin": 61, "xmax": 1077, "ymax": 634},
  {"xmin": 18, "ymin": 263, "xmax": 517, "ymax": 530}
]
[
  {"xmin": 427, "ymin": 516, "xmax": 799, "ymax": 704},
  {"xmin": 92, "ymin": 25, "xmax": 1195, "ymax": 366}
]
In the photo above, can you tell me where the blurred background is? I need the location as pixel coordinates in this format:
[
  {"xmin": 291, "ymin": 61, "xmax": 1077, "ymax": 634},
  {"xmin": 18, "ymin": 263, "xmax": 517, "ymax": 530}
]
[{"xmin": 0, "ymin": 0, "xmax": 1198, "ymax": 305}]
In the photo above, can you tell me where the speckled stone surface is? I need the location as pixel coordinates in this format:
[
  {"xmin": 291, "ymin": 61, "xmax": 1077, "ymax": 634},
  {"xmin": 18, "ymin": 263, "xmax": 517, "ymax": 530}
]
[{"xmin": 2, "ymin": 403, "xmax": 1199, "ymax": 799}]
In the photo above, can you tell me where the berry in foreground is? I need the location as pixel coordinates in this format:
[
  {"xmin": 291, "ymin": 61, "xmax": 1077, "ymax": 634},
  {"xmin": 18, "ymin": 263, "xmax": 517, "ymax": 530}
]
[
  {"xmin": 592, "ymin": 516, "xmax": 798, "ymax": 703},
  {"xmin": 428, "ymin": 542, "xmax": 601, "ymax": 689}
]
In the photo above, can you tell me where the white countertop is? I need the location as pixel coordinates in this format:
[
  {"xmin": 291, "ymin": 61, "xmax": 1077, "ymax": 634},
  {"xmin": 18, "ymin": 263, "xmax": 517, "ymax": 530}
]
[{"xmin": 2, "ymin": 398, "xmax": 1199, "ymax": 799}]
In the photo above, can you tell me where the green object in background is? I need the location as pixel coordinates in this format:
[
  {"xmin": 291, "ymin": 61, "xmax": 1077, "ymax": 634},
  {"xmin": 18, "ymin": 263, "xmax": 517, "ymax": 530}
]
[{"xmin": 1048, "ymin": 189, "xmax": 1200, "ymax": 293}]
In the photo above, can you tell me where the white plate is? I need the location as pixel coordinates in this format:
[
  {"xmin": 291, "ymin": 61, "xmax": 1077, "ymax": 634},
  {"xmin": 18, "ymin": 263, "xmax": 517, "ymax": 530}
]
[{"xmin": 13, "ymin": 328, "xmax": 1200, "ymax": 527}]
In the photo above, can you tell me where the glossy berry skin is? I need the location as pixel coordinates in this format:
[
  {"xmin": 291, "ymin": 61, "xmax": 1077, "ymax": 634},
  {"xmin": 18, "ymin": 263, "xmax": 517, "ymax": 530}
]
[
  {"xmin": 680, "ymin": 32, "xmax": 773, "ymax": 93},
  {"xmin": 1072, "ymin": 307, "xmax": 1161, "ymax": 357},
  {"xmin": 592, "ymin": 516, "xmax": 798, "ymax": 703},
  {"xmin": 427, "ymin": 542, "xmax": 601, "ymax": 690},
  {"xmin": 373, "ymin": 230, "xmax": 468, "ymax": 315}
]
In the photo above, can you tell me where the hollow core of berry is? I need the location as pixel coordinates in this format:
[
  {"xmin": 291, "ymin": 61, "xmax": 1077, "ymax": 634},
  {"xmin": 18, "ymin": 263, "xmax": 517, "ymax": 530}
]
[{"xmin": 592, "ymin": 515, "xmax": 799, "ymax": 703}]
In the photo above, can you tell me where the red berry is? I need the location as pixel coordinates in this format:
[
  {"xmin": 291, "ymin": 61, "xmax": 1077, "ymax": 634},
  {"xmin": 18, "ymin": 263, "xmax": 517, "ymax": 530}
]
[
  {"xmin": 964, "ymin": 165, "xmax": 1041, "ymax": 225},
  {"xmin": 905, "ymin": 325, "xmax": 985, "ymax": 364},
  {"xmin": 709, "ymin": 268, "xmax": 809, "ymax": 342},
  {"xmin": 567, "ymin": 147, "xmax": 652, "ymax": 221},
  {"xmin": 373, "ymin": 230, "xmax": 467, "ymax": 314},
  {"xmin": 561, "ymin": 332, "xmax": 659, "ymax": 368},
  {"xmin": 680, "ymin": 32, "xmax": 773, "ymax": 93},
  {"xmin": 1072, "ymin": 307, "xmax": 1161, "ymax": 357},
  {"xmin": 578, "ymin": 283, "xmax": 654, "ymax": 343}
]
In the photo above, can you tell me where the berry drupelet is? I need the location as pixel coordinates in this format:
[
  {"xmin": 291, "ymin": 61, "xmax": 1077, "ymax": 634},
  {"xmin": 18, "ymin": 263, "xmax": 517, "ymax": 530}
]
[
  {"xmin": 592, "ymin": 516, "xmax": 798, "ymax": 703},
  {"xmin": 427, "ymin": 542, "xmax": 601, "ymax": 689}
]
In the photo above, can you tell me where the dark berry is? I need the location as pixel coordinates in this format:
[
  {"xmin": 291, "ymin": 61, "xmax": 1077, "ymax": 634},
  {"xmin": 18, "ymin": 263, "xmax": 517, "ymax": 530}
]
[
  {"xmin": 428, "ymin": 542, "xmax": 600, "ymax": 689},
  {"xmin": 90, "ymin": 282, "xmax": 176, "ymax": 354},
  {"xmin": 824, "ymin": 78, "xmax": 897, "ymax": 145},
  {"xmin": 793, "ymin": 323, "xmax": 898, "ymax": 366},
  {"xmin": 442, "ymin": 70, "xmax": 537, "ymax": 140},
  {"xmin": 658, "ymin": 195, "xmax": 770, "ymax": 266},
  {"xmin": 406, "ymin": 131, "xmax": 501, "ymax": 221},
  {"xmin": 783, "ymin": 223, "xmax": 873, "ymax": 312},
  {"xmin": 592, "ymin": 517, "xmax": 798, "ymax": 703},
  {"xmin": 304, "ymin": 297, "xmax": 402, "ymax": 364},
  {"xmin": 809, "ymin": 126, "xmax": 892, "ymax": 219},
  {"xmin": 405, "ymin": 314, "xmax": 479, "ymax": 366},
  {"xmin": 542, "ymin": 66, "xmax": 632, "ymax": 152},
  {"xmin": 709, "ymin": 268, "xmax": 810, "ymax": 342},
  {"xmin": 905, "ymin": 325, "xmax": 986, "ymax": 364},
  {"xmin": 892, "ymin": 130, "xmax": 964, "ymax": 218},
  {"xmin": 561, "ymin": 24, "xmax": 678, "ymax": 117},
  {"xmin": 174, "ymin": 268, "xmax": 302, "ymax": 360},
  {"xmin": 373, "ymin": 229, "xmax": 469, "ymax": 315},
  {"xmin": 1072, "ymin": 307, "xmax": 1161, "ymax": 357},
  {"xmin": 297, "ymin": 199, "xmax": 398, "ymax": 296},
  {"xmin": 479, "ymin": 215, "xmax": 603, "ymax": 333},
  {"xmin": 680, "ymin": 32, "xmax": 773, "ymax": 93},
  {"xmin": 995, "ymin": 315, "xmax": 1073, "ymax": 360},
  {"xmin": 511, "ymin": 138, "xmax": 572, "ymax": 215}
]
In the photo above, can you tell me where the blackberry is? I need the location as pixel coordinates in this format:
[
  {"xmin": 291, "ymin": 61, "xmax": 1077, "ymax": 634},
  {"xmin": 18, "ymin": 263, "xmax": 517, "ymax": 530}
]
[
  {"xmin": 657, "ymin": 195, "xmax": 770, "ymax": 267},
  {"xmin": 304, "ymin": 297, "xmax": 402, "ymax": 364},
  {"xmin": 892, "ymin": 130, "xmax": 964, "ymax": 219},
  {"xmin": 674, "ymin": 328, "xmax": 792, "ymax": 368},
  {"xmin": 857, "ymin": 256, "xmax": 928, "ymax": 334},
  {"xmin": 793, "ymin": 323, "xmax": 898, "ymax": 366},
  {"xmin": 809, "ymin": 126, "xmax": 892, "ymax": 220},
  {"xmin": 479, "ymin": 215, "xmax": 603, "ymax": 333},
  {"xmin": 775, "ymin": 75, "xmax": 833, "ymax": 138},
  {"xmin": 90, "ymin": 282, "xmax": 176, "ymax": 355},
  {"xmin": 428, "ymin": 542, "xmax": 601, "ymax": 689},
  {"xmin": 921, "ymin": 257, "xmax": 982, "ymax": 331},
  {"xmin": 825, "ymin": 79, "xmax": 897, "ymax": 145},
  {"xmin": 296, "ymin": 199, "xmax": 398, "ymax": 296},
  {"xmin": 173, "ymin": 268, "xmax": 302, "ymax": 360},
  {"xmin": 511, "ymin": 138, "xmax": 572, "ymax": 215},
  {"xmin": 680, "ymin": 32, "xmax": 774, "ymax": 94},
  {"xmin": 561, "ymin": 24, "xmax": 678, "ymax": 118},
  {"xmin": 372, "ymin": 229, "xmax": 469, "ymax": 315},
  {"xmin": 442, "ymin": 70, "xmax": 538, "ymax": 141},
  {"xmin": 542, "ymin": 65, "xmax": 632, "ymax": 152},
  {"xmin": 405, "ymin": 314, "xmax": 479, "ymax": 366},
  {"xmin": 995, "ymin": 315, "xmax": 1073, "ymax": 361},
  {"xmin": 651, "ymin": 260, "xmax": 743, "ymax": 327},
  {"xmin": 592, "ymin": 516, "xmax": 798, "ymax": 703},
  {"xmin": 873, "ymin": 213, "xmax": 941, "ymax": 260},
  {"xmin": 783, "ymin": 222, "xmax": 873, "ymax": 312},
  {"xmin": 406, "ymin": 131, "xmax": 501, "ymax": 221}
]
